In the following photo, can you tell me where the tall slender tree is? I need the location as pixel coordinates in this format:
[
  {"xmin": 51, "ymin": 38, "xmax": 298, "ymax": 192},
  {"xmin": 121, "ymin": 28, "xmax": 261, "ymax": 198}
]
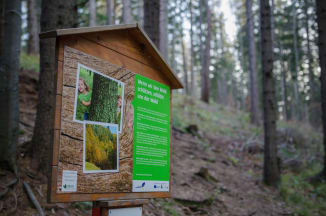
[
  {"xmin": 159, "ymin": 0, "xmax": 168, "ymax": 60},
  {"xmin": 32, "ymin": 0, "xmax": 78, "ymax": 172},
  {"xmin": 181, "ymin": 37, "xmax": 189, "ymax": 94},
  {"xmin": 122, "ymin": 0, "xmax": 132, "ymax": 23},
  {"xmin": 201, "ymin": 0, "xmax": 211, "ymax": 103},
  {"xmin": 260, "ymin": 0, "xmax": 280, "ymax": 186},
  {"xmin": 89, "ymin": 0, "xmax": 96, "ymax": 26},
  {"xmin": 0, "ymin": 0, "xmax": 21, "ymax": 173},
  {"xmin": 315, "ymin": 0, "xmax": 326, "ymax": 178},
  {"xmin": 106, "ymin": 0, "xmax": 113, "ymax": 24},
  {"xmin": 246, "ymin": 0, "xmax": 260, "ymax": 125},
  {"xmin": 189, "ymin": 0, "xmax": 195, "ymax": 96},
  {"xmin": 27, "ymin": 0, "xmax": 39, "ymax": 55},
  {"xmin": 143, "ymin": 0, "xmax": 160, "ymax": 47}
]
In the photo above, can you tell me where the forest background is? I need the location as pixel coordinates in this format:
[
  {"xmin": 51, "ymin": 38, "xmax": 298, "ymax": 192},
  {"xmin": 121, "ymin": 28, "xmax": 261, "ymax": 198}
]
[{"xmin": 0, "ymin": 0, "xmax": 326, "ymax": 215}]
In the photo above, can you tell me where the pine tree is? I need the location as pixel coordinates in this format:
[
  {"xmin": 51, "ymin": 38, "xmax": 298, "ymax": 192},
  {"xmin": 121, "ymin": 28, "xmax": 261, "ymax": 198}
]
[
  {"xmin": 0, "ymin": 0, "xmax": 21, "ymax": 173},
  {"xmin": 246, "ymin": 0, "xmax": 260, "ymax": 125},
  {"xmin": 32, "ymin": 0, "xmax": 78, "ymax": 172},
  {"xmin": 27, "ymin": 0, "xmax": 39, "ymax": 55},
  {"xmin": 143, "ymin": 0, "xmax": 160, "ymax": 47},
  {"xmin": 260, "ymin": 0, "xmax": 280, "ymax": 186},
  {"xmin": 315, "ymin": 0, "xmax": 326, "ymax": 178}
]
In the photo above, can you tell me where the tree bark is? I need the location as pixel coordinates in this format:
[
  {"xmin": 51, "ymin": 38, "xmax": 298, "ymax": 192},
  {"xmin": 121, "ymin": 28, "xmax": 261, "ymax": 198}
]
[
  {"xmin": 89, "ymin": 0, "xmax": 96, "ymax": 26},
  {"xmin": 279, "ymin": 41, "xmax": 288, "ymax": 121},
  {"xmin": 143, "ymin": 0, "xmax": 160, "ymax": 47},
  {"xmin": 122, "ymin": 0, "xmax": 132, "ymax": 24},
  {"xmin": 159, "ymin": 0, "xmax": 168, "ymax": 60},
  {"xmin": 181, "ymin": 37, "xmax": 188, "ymax": 94},
  {"xmin": 32, "ymin": 0, "xmax": 78, "ymax": 173},
  {"xmin": 89, "ymin": 74, "xmax": 118, "ymax": 123},
  {"xmin": 246, "ymin": 0, "xmax": 260, "ymax": 125},
  {"xmin": 0, "ymin": 0, "xmax": 21, "ymax": 173},
  {"xmin": 200, "ymin": 1, "xmax": 211, "ymax": 103},
  {"xmin": 315, "ymin": 0, "xmax": 326, "ymax": 177},
  {"xmin": 27, "ymin": 0, "xmax": 39, "ymax": 55},
  {"xmin": 303, "ymin": 0, "xmax": 316, "ymax": 125},
  {"xmin": 292, "ymin": 0, "xmax": 300, "ymax": 120},
  {"xmin": 260, "ymin": 0, "xmax": 280, "ymax": 187},
  {"xmin": 0, "ymin": 0, "xmax": 3, "ymax": 55},
  {"xmin": 189, "ymin": 0, "xmax": 195, "ymax": 96},
  {"xmin": 106, "ymin": 0, "xmax": 113, "ymax": 25},
  {"xmin": 137, "ymin": 0, "xmax": 143, "ymax": 26}
]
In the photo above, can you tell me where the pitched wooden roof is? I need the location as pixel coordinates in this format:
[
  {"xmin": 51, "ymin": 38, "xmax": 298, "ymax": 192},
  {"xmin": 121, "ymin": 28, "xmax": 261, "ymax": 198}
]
[{"xmin": 40, "ymin": 23, "xmax": 183, "ymax": 89}]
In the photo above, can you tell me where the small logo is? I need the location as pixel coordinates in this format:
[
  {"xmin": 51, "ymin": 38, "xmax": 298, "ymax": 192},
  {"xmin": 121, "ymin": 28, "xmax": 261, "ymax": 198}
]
[{"xmin": 135, "ymin": 182, "xmax": 145, "ymax": 190}]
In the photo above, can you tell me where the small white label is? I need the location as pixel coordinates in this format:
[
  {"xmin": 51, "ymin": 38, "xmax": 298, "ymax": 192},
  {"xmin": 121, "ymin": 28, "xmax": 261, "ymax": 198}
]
[
  {"xmin": 109, "ymin": 207, "xmax": 142, "ymax": 216},
  {"xmin": 62, "ymin": 170, "xmax": 77, "ymax": 192}
]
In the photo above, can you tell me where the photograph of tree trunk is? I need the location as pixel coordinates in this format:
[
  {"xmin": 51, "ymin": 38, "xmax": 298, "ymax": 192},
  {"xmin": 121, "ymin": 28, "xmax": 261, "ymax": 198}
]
[
  {"xmin": 84, "ymin": 122, "xmax": 118, "ymax": 173},
  {"xmin": 74, "ymin": 64, "xmax": 124, "ymax": 132}
]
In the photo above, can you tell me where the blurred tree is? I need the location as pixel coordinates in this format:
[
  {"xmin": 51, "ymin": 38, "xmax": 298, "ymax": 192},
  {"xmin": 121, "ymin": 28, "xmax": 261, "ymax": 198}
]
[
  {"xmin": 122, "ymin": 0, "xmax": 132, "ymax": 23},
  {"xmin": 260, "ymin": 0, "xmax": 280, "ymax": 186},
  {"xmin": 0, "ymin": 0, "xmax": 21, "ymax": 173},
  {"xmin": 89, "ymin": 0, "xmax": 96, "ymax": 26},
  {"xmin": 159, "ymin": 0, "xmax": 168, "ymax": 60},
  {"xmin": 143, "ymin": 0, "xmax": 160, "ymax": 47},
  {"xmin": 32, "ymin": 0, "xmax": 78, "ymax": 173},
  {"xmin": 246, "ymin": 0, "xmax": 260, "ymax": 125},
  {"xmin": 315, "ymin": 0, "xmax": 326, "ymax": 178},
  {"xmin": 106, "ymin": 0, "xmax": 113, "ymax": 24},
  {"xmin": 27, "ymin": 0, "xmax": 39, "ymax": 54}
]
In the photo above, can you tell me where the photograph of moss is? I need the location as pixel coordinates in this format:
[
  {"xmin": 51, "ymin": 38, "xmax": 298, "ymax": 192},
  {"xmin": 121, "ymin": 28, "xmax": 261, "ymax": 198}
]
[
  {"xmin": 73, "ymin": 63, "xmax": 125, "ymax": 132},
  {"xmin": 83, "ymin": 122, "xmax": 119, "ymax": 173}
]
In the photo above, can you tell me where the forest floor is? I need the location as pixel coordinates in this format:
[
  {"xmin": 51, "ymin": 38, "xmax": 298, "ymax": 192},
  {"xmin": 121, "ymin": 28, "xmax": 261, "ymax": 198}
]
[{"xmin": 0, "ymin": 62, "xmax": 326, "ymax": 215}]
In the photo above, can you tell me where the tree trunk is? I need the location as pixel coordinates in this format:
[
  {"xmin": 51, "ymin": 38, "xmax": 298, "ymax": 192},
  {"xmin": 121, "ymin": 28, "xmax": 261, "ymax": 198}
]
[
  {"xmin": 32, "ymin": 0, "xmax": 78, "ymax": 173},
  {"xmin": 89, "ymin": 74, "xmax": 118, "ymax": 123},
  {"xmin": 200, "ymin": 1, "xmax": 211, "ymax": 103},
  {"xmin": 189, "ymin": 0, "xmax": 195, "ymax": 96},
  {"xmin": 137, "ymin": 0, "xmax": 143, "ymax": 26},
  {"xmin": 246, "ymin": 0, "xmax": 260, "ymax": 125},
  {"xmin": 122, "ymin": 0, "xmax": 132, "ymax": 24},
  {"xmin": 292, "ymin": 0, "xmax": 300, "ymax": 120},
  {"xmin": 159, "ymin": 0, "xmax": 168, "ymax": 60},
  {"xmin": 143, "ymin": 0, "xmax": 160, "ymax": 47},
  {"xmin": 304, "ymin": 0, "xmax": 316, "ymax": 125},
  {"xmin": 315, "ymin": 0, "xmax": 326, "ymax": 177},
  {"xmin": 181, "ymin": 37, "xmax": 188, "ymax": 94},
  {"xmin": 106, "ymin": 0, "xmax": 113, "ymax": 25},
  {"xmin": 0, "ymin": 0, "xmax": 3, "ymax": 55},
  {"xmin": 260, "ymin": 0, "xmax": 280, "ymax": 187},
  {"xmin": 0, "ymin": 0, "xmax": 21, "ymax": 173},
  {"xmin": 279, "ymin": 41, "xmax": 288, "ymax": 121},
  {"xmin": 27, "ymin": 0, "xmax": 39, "ymax": 55},
  {"xmin": 89, "ymin": 0, "xmax": 96, "ymax": 26}
]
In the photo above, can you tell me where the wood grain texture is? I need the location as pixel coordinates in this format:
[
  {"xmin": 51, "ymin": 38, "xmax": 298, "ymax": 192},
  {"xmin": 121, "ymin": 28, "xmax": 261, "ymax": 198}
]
[{"xmin": 57, "ymin": 46, "xmax": 134, "ymax": 194}]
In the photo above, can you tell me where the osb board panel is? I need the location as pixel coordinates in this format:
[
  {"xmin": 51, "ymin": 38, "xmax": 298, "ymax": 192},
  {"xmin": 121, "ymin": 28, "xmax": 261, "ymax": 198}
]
[{"xmin": 56, "ymin": 46, "xmax": 134, "ymax": 194}]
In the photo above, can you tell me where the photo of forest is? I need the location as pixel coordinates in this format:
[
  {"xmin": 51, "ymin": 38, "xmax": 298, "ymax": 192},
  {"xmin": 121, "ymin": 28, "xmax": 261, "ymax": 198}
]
[
  {"xmin": 84, "ymin": 123, "xmax": 118, "ymax": 172},
  {"xmin": 74, "ymin": 64, "xmax": 124, "ymax": 131}
]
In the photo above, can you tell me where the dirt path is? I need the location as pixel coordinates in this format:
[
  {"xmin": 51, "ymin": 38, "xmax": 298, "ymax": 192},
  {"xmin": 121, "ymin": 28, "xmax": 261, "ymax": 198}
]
[{"xmin": 144, "ymin": 130, "xmax": 292, "ymax": 216}]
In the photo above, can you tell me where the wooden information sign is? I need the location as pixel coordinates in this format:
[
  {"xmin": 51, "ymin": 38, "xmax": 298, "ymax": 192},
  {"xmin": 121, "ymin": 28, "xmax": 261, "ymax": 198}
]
[{"xmin": 41, "ymin": 24, "xmax": 183, "ymax": 203}]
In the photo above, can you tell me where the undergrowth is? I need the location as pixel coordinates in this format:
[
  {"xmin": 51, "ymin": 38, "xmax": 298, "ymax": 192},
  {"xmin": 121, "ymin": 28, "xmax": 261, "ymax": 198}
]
[{"xmin": 20, "ymin": 52, "xmax": 40, "ymax": 73}]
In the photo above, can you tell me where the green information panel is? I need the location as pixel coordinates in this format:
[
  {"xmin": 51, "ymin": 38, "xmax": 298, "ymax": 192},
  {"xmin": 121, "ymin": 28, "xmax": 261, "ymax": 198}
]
[{"xmin": 132, "ymin": 74, "xmax": 170, "ymax": 192}]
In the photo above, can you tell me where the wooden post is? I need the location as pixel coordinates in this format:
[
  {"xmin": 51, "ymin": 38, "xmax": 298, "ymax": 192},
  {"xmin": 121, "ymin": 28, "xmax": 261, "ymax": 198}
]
[{"xmin": 92, "ymin": 199, "xmax": 149, "ymax": 216}]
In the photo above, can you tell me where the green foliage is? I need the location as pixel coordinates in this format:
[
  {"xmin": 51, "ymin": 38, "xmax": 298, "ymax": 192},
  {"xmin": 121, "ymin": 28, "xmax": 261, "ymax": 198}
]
[
  {"xmin": 20, "ymin": 52, "xmax": 39, "ymax": 73},
  {"xmin": 280, "ymin": 165, "xmax": 326, "ymax": 216},
  {"xmin": 85, "ymin": 124, "xmax": 117, "ymax": 171}
]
